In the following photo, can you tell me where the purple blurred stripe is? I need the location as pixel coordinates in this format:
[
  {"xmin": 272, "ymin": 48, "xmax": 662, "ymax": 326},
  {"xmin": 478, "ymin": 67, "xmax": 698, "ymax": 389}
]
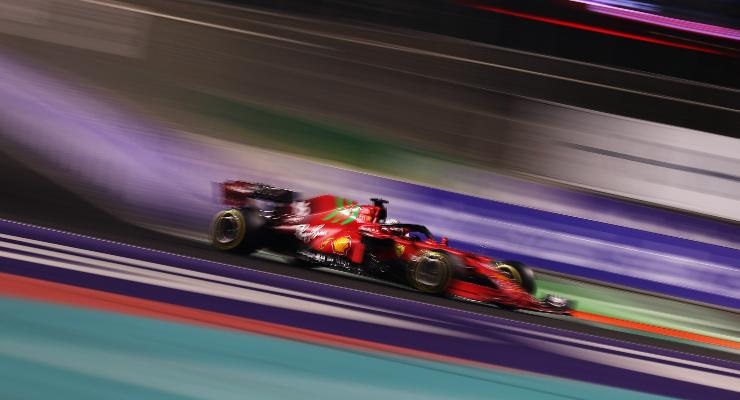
[
  {"xmin": 362, "ymin": 178, "xmax": 740, "ymax": 309},
  {"xmin": 0, "ymin": 220, "xmax": 738, "ymax": 399}
]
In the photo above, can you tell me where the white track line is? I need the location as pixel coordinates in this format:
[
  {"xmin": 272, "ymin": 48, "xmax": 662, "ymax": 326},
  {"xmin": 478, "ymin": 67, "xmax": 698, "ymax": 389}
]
[
  {"xmin": 78, "ymin": 0, "xmax": 330, "ymax": 49},
  {"xmin": 486, "ymin": 321, "xmax": 740, "ymax": 375},
  {"xmin": 332, "ymin": 39, "xmax": 740, "ymax": 113},
  {"xmin": 187, "ymin": 0, "xmax": 740, "ymax": 93},
  {"xmin": 4, "ymin": 235, "xmax": 738, "ymax": 389},
  {"xmin": 521, "ymin": 337, "xmax": 740, "ymax": 392},
  {"xmin": 0, "ymin": 233, "xmax": 441, "ymax": 323},
  {"xmin": 0, "ymin": 245, "xmax": 484, "ymax": 340},
  {"xmin": 4, "ymin": 217, "xmax": 736, "ymax": 365}
]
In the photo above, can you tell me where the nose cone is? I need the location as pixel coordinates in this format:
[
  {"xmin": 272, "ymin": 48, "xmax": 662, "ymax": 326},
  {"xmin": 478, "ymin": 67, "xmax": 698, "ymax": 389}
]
[{"xmin": 544, "ymin": 294, "xmax": 570, "ymax": 310}]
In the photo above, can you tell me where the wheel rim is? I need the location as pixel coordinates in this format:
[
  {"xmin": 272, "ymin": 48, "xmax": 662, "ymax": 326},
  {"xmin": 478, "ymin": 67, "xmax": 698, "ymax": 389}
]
[
  {"xmin": 416, "ymin": 257, "xmax": 444, "ymax": 286},
  {"xmin": 497, "ymin": 264, "xmax": 522, "ymax": 286},
  {"xmin": 214, "ymin": 213, "xmax": 241, "ymax": 244}
]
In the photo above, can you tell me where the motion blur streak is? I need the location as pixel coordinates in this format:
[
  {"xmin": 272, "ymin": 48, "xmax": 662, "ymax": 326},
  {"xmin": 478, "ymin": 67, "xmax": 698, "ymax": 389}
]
[
  {"xmin": 0, "ymin": 0, "xmax": 150, "ymax": 57},
  {"xmin": 519, "ymin": 338, "xmax": 740, "ymax": 393},
  {"xmin": 0, "ymin": 291, "xmax": 678, "ymax": 400},
  {"xmin": 570, "ymin": 311, "xmax": 740, "ymax": 349},
  {"xmin": 0, "ymin": 0, "xmax": 738, "ymax": 398},
  {"xmin": 0, "ymin": 245, "xmax": 480, "ymax": 340},
  {"xmin": 77, "ymin": 0, "xmax": 329, "ymax": 49},
  {"xmin": 481, "ymin": 322, "xmax": 740, "ymax": 372},
  {"xmin": 459, "ymin": 1, "xmax": 730, "ymax": 55},
  {"xmin": 0, "ymin": 232, "xmax": 437, "ymax": 322},
  {"xmin": 584, "ymin": 4, "xmax": 740, "ymax": 41},
  {"xmin": 0, "ymin": 13, "xmax": 737, "ymax": 306},
  {"xmin": 78, "ymin": 0, "xmax": 738, "ymax": 112},
  {"xmin": 1, "ymin": 221, "xmax": 738, "ymax": 399},
  {"xmin": 0, "ymin": 273, "xmax": 504, "ymax": 369}
]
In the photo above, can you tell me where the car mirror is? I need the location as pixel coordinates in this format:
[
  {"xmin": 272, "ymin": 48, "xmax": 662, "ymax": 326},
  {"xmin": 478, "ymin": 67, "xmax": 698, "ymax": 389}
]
[{"xmin": 441, "ymin": 237, "xmax": 449, "ymax": 246}]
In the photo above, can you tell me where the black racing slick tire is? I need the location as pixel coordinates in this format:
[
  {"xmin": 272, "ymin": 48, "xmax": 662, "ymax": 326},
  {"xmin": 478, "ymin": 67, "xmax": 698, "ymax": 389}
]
[
  {"xmin": 210, "ymin": 208, "xmax": 262, "ymax": 254},
  {"xmin": 497, "ymin": 261, "xmax": 536, "ymax": 294},
  {"xmin": 406, "ymin": 251, "xmax": 454, "ymax": 294}
]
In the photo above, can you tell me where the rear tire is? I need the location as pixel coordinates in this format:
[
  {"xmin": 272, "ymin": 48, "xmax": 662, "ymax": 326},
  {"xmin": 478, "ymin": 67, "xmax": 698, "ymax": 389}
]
[
  {"xmin": 210, "ymin": 208, "xmax": 262, "ymax": 254},
  {"xmin": 406, "ymin": 251, "xmax": 453, "ymax": 294},
  {"xmin": 497, "ymin": 261, "xmax": 536, "ymax": 294}
]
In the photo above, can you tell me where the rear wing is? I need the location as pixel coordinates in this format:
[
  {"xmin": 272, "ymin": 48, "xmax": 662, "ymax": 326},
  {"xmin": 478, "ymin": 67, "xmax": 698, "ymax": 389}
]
[{"xmin": 221, "ymin": 181, "xmax": 295, "ymax": 207}]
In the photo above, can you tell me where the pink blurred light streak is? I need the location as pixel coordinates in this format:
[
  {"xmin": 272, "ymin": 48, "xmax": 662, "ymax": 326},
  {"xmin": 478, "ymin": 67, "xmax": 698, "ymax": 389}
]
[{"xmin": 570, "ymin": 1, "xmax": 740, "ymax": 41}]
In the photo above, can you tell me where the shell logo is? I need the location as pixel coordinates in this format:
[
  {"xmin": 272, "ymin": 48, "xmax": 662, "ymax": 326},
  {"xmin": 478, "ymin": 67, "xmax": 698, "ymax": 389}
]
[
  {"xmin": 332, "ymin": 236, "xmax": 352, "ymax": 255},
  {"xmin": 395, "ymin": 243, "xmax": 405, "ymax": 257}
]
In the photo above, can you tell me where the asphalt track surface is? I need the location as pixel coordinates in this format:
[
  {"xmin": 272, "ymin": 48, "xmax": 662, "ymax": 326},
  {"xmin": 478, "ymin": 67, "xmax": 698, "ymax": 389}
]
[
  {"xmin": 4, "ymin": 229, "xmax": 740, "ymax": 399},
  {"xmin": 1, "ymin": 150, "xmax": 736, "ymax": 367}
]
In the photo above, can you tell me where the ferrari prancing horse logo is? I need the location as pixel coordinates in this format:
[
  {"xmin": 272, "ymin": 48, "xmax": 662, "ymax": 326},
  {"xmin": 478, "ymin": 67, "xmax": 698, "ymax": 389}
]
[
  {"xmin": 395, "ymin": 243, "xmax": 405, "ymax": 257},
  {"xmin": 331, "ymin": 236, "xmax": 352, "ymax": 255}
]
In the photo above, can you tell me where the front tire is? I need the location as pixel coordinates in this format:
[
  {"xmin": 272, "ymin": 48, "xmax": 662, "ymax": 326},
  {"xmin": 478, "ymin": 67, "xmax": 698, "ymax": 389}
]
[
  {"xmin": 210, "ymin": 208, "xmax": 262, "ymax": 254},
  {"xmin": 406, "ymin": 251, "xmax": 453, "ymax": 294},
  {"xmin": 496, "ymin": 261, "xmax": 536, "ymax": 294}
]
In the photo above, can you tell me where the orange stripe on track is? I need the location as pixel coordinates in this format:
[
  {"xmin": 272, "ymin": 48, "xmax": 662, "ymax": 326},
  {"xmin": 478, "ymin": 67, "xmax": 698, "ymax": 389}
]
[
  {"xmin": 3, "ymin": 271, "xmax": 736, "ymax": 354},
  {"xmin": 0, "ymin": 272, "xmax": 515, "ymax": 373},
  {"xmin": 571, "ymin": 310, "xmax": 740, "ymax": 350}
]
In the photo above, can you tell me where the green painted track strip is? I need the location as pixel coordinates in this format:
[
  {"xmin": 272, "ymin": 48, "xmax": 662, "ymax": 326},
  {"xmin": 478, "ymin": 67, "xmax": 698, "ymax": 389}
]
[
  {"xmin": 535, "ymin": 272, "xmax": 740, "ymax": 348},
  {"xmin": 0, "ymin": 297, "xmax": 672, "ymax": 400}
]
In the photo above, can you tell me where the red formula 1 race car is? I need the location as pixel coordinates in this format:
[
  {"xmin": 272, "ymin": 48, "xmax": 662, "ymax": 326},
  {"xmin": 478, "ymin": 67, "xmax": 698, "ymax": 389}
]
[{"xmin": 210, "ymin": 181, "xmax": 570, "ymax": 314}]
